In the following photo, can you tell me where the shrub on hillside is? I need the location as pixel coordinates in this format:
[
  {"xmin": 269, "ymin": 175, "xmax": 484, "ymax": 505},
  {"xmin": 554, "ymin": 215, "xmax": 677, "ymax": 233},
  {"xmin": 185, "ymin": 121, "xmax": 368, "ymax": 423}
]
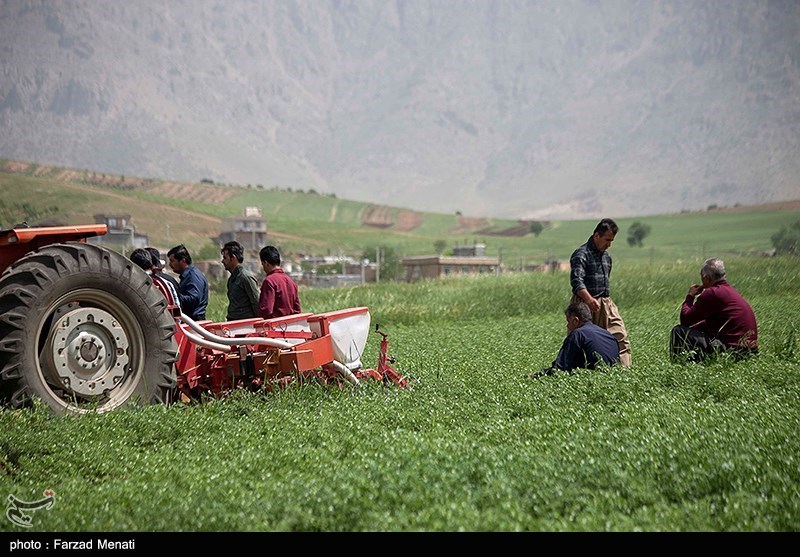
[
  {"xmin": 627, "ymin": 221, "xmax": 652, "ymax": 247},
  {"xmin": 771, "ymin": 220, "xmax": 800, "ymax": 255}
]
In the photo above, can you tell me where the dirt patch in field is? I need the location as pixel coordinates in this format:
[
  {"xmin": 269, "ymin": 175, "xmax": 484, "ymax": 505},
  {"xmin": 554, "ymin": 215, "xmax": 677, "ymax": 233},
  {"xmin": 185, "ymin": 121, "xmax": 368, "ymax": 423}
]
[
  {"xmin": 478, "ymin": 222, "xmax": 531, "ymax": 237},
  {"xmin": 477, "ymin": 220, "xmax": 552, "ymax": 237},
  {"xmin": 2, "ymin": 161, "xmax": 30, "ymax": 173},
  {"xmin": 152, "ymin": 181, "xmax": 235, "ymax": 205},
  {"xmin": 450, "ymin": 216, "xmax": 489, "ymax": 234},
  {"xmin": 363, "ymin": 205, "xmax": 394, "ymax": 228},
  {"xmin": 53, "ymin": 169, "xmax": 84, "ymax": 182},
  {"xmin": 394, "ymin": 210, "xmax": 423, "ymax": 231},
  {"xmin": 201, "ymin": 186, "xmax": 235, "ymax": 205}
]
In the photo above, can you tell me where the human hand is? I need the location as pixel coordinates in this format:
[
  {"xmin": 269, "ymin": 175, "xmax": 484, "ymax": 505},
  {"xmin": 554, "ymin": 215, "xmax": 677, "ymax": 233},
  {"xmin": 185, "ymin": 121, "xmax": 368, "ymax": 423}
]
[
  {"xmin": 529, "ymin": 367, "xmax": 556, "ymax": 379},
  {"xmin": 586, "ymin": 296, "xmax": 601, "ymax": 313},
  {"xmin": 688, "ymin": 284, "xmax": 703, "ymax": 297}
]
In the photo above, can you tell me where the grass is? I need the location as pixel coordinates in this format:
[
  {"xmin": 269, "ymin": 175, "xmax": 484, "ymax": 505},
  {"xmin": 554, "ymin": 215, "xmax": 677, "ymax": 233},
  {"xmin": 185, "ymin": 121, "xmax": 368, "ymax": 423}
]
[{"xmin": 1, "ymin": 256, "xmax": 798, "ymax": 531}]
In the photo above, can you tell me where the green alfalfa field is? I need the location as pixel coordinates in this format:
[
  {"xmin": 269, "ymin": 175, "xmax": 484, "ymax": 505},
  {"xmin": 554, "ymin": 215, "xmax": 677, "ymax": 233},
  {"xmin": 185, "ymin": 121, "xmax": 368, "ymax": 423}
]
[
  {"xmin": 1, "ymin": 162, "xmax": 799, "ymax": 531},
  {"xmin": 0, "ymin": 252, "xmax": 798, "ymax": 532}
]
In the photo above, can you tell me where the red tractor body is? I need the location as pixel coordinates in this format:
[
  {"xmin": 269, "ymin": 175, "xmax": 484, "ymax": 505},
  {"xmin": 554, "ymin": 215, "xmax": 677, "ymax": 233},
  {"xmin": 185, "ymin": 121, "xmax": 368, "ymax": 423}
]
[{"xmin": 0, "ymin": 224, "xmax": 108, "ymax": 275}]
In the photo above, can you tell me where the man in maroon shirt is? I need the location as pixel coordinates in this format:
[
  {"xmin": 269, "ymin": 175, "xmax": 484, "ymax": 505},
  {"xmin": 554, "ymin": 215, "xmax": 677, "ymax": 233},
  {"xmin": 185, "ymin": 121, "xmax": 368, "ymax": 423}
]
[
  {"xmin": 670, "ymin": 258, "xmax": 758, "ymax": 362},
  {"xmin": 258, "ymin": 245, "xmax": 302, "ymax": 319}
]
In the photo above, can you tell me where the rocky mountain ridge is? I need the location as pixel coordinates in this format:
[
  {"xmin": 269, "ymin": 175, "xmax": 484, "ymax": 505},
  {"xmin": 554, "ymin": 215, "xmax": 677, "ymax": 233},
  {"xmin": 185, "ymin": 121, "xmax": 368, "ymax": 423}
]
[{"xmin": 1, "ymin": 0, "xmax": 799, "ymax": 218}]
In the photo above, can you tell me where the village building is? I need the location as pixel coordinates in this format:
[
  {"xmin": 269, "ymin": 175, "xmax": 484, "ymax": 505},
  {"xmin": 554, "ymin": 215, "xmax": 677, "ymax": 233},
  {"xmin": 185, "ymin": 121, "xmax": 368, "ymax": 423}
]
[
  {"xmin": 214, "ymin": 206, "xmax": 267, "ymax": 253},
  {"xmin": 212, "ymin": 207, "xmax": 267, "ymax": 275},
  {"xmin": 402, "ymin": 243, "xmax": 500, "ymax": 282},
  {"xmin": 89, "ymin": 214, "xmax": 148, "ymax": 249}
]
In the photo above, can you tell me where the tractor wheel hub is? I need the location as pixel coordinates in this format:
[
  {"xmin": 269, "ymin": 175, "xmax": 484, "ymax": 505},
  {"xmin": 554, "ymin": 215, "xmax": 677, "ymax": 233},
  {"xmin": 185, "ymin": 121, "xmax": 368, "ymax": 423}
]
[{"xmin": 47, "ymin": 307, "xmax": 130, "ymax": 397}]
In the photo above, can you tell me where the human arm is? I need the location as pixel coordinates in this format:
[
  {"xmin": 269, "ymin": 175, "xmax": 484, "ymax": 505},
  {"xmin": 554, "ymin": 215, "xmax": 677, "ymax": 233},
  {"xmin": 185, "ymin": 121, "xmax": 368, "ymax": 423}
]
[
  {"xmin": 680, "ymin": 287, "xmax": 712, "ymax": 328},
  {"xmin": 246, "ymin": 273, "xmax": 261, "ymax": 317},
  {"xmin": 570, "ymin": 250, "xmax": 600, "ymax": 312},
  {"xmin": 554, "ymin": 332, "xmax": 585, "ymax": 372},
  {"xmin": 293, "ymin": 284, "xmax": 302, "ymax": 313},
  {"xmin": 178, "ymin": 271, "xmax": 203, "ymax": 315},
  {"xmin": 258, "ymin": 278, "xmax": 275, "ymax": 319},
  {"xmin": 574, "ymin": 288, "xmax": 600, "ymax": 313}
]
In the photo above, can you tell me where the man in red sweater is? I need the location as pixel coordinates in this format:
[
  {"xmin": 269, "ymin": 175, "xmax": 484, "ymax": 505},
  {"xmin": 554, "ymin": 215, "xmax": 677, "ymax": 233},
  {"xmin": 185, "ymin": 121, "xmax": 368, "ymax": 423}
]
[
  {"xmin": 670, "ymin": 258, "xmax": 758, "ymax": 362},
  {"xmin": 258, "ymin": 245, "xmax": 301, "ymax": 319}
]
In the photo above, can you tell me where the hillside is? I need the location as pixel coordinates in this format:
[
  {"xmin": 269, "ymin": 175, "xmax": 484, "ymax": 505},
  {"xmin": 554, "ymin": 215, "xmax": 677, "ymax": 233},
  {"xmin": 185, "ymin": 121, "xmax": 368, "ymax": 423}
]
[
  {"xmin": 2, "ymin": 158, "xmax": 799, "ymax": 268},
  {"xmin": 0, "ymin": 158, "xmax": 522, "ymax": 257},
  {"xmin": 1, "ymin": 1, "xmax": 799, "ymax": 219}
]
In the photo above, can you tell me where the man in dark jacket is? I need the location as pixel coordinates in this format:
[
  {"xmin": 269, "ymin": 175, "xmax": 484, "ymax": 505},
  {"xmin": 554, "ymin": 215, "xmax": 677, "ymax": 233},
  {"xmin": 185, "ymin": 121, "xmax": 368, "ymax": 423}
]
[
  {"xmin": 671, "ymin": 258, "xmax": 758, "ymax": 362},
  {"xmin": 221, "ymin": 240, "xmax": 260, "ymax": 321},
  {"xmin": 167, "ymin": 244, "xmax": 209, "ymax": 321},
  {"xmin": 532, "ymin": 302, "xmax": 620, "ymax": 378}
]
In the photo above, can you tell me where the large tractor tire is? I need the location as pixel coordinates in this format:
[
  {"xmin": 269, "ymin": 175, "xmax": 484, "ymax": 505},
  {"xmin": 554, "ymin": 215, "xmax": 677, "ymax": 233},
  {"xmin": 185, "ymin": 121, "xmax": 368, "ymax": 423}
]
[{"xmin": 0, "ymin": 242, "xmax": 178, "ymax": 414}]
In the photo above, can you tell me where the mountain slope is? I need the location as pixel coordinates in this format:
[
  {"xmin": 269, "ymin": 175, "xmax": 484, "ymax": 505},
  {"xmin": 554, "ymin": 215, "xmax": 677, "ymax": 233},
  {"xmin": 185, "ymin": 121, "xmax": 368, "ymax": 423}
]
[{"xmin": 1, "ymin": 0, "xmax": 799, "ymax": 218}]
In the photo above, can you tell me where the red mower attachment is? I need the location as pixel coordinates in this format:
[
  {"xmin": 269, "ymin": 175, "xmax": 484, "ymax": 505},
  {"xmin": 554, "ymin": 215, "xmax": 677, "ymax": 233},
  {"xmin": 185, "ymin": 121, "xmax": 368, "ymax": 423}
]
[{"xmin": 172, "ymin": 306, "xmax": 407, "ymax": 400}]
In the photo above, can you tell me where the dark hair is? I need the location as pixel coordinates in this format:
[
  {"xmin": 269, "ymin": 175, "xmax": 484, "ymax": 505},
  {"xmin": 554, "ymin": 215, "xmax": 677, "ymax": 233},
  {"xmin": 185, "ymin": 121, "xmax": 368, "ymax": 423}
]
[
  {"xmin": 222, "ymin": 241, "xmax": 245, "ymax": 263},
  {"xmin": 593, "ymin": 218, "xmax": 619, "ymax": 236},
  {"xmin": 130, "ymin": 248, "xmax": 155, "ymax": 271},
  {"xmin": 145, "ymin": 247, "xmax": 162, "ymax": 269},
  {"xmin": 167, "ymin": 244, "xmax": 192, "ymax": 265},
  {"xmin": 259, "ymin": 245, "xmax": 281, "ymax": 266},
  {"xmin": 565, "ymin": 301, "xmax": 592, "ymax": 323}
]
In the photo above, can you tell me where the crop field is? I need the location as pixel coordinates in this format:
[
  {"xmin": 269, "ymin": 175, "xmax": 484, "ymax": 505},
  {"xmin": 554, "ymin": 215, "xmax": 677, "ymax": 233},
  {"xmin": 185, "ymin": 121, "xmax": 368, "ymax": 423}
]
[{"xmin": 0, "ymin": 255, "xmax": 798, "ymax": 532}]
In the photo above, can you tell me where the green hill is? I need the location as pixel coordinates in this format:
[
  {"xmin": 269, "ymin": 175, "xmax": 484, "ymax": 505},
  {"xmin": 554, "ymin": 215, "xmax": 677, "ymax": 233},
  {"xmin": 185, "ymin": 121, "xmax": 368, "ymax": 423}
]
[{"xmin": 1, "ymin": 158, "xmax": 799, "ymax": 267}]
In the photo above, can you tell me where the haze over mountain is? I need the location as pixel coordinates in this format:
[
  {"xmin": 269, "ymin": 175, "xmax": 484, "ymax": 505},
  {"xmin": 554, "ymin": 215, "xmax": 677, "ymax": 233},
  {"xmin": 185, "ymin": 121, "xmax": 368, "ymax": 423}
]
[{"xmin": 1, "ymin": 0, "xmax": 799, "ymax": 219}]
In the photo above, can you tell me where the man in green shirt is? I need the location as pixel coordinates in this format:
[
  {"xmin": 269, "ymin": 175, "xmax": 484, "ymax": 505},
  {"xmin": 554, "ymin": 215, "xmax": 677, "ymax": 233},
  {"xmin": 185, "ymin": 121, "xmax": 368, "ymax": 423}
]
[{"xmin": 221, "ymin": 241, "xmax": 261, "ymax": 321}]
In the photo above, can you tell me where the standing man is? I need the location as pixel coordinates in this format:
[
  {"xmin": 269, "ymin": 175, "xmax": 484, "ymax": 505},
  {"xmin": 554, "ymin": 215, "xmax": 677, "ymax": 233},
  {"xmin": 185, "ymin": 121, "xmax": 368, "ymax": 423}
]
[
  {"xmin": 167, "ymin": 244, "xmax": 209, "ymax": 321},
  {"xmin": 670, "ymin": 258, "xmax": 758, "ymax": 362},
  {"xmin": 258, "ymin": 245, "xmax": 301, "ymax": 319},
  {"xmin": 569, "ymin": 218, "xmax": 631, "ymax": 367},
  {"xmin": 221, "ymin": 240, "xmax": 260, "ymax": 321},
  {"xmin": 130, "ymin": 248, "xmax": 180, "ymax": 307}
]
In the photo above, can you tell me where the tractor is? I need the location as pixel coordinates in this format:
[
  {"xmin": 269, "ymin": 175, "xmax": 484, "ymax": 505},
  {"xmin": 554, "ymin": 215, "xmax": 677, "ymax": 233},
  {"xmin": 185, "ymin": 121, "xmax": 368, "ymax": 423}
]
[{"xmin": 0, "ymin": 224, "xmax": 405, "ymax": 414}]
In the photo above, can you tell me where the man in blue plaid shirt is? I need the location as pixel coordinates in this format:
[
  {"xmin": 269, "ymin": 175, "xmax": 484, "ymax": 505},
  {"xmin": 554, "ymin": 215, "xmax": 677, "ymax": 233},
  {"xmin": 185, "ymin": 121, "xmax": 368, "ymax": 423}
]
[{"xmin": 569, "ymin": 218, "xmax": 631, "ymax": 366}]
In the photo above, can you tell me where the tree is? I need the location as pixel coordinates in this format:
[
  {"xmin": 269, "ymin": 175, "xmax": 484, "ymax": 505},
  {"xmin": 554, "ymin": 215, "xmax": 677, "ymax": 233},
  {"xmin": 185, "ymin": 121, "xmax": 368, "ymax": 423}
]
[
  {"xmin": 529, "ymin": 221, "xmax": 544, "ymax": 236},
  {"xmin": 771, "ymin": 220, "xmax": 800, "ymax": 255},
  {"xmin": 627, "ymin": 222, "xmax": 652, "ymax": 247},
  {"xmin": 433, "ymin": 240, "xmax": 447, "ymax": 255},
  {"xmin": 362, "ymin": 245, "xmax": 402, "ymax": 281}
]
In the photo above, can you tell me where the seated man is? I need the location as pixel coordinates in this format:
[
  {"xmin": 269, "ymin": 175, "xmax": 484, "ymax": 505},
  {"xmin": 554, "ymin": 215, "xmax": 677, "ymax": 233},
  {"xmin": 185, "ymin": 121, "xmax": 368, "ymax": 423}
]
[
  {"xmin": 670, "ymin": 258, "xmax": 758, "ymax": 362},
  {"xmin": 532, "ymin": 301, "xmax": 620, "ymax": 378}
]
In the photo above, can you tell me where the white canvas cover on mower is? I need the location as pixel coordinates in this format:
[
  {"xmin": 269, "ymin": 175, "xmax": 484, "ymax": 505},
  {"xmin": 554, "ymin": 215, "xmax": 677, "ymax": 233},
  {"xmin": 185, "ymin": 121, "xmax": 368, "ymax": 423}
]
[{"xmin": 309, "ymin": 308, "xmax": 371, "ymax": 370}]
